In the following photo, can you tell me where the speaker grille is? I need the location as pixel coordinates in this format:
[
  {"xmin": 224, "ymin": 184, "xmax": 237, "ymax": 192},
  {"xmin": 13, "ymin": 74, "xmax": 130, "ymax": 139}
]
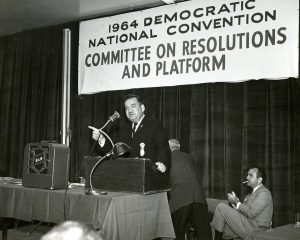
[{"xmin": 27, "ymin": 145, "xmax": 50, "ymax": 174}]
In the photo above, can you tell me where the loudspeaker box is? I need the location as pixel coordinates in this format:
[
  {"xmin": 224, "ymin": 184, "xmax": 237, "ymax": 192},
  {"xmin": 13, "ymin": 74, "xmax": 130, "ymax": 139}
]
[{"xmin": 22, "ymin": 142, "xmax": 70, "ymax": 189}]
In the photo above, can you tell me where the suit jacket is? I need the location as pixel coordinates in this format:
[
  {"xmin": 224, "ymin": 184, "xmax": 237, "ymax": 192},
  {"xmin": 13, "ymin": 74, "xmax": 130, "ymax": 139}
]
[
  {"xmin": 168, "ymin": 150, "xmax": 207, "ymax": 213},
  {"xmin": 99, "ymin": 115, "xmax": 171, "ymax": 171},
  {"xmin": 238, "ymin": 185, "xmax": 273, "ymax": 229}
]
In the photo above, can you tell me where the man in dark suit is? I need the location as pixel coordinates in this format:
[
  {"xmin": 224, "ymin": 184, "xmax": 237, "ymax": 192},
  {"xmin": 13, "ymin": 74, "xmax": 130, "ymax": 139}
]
[
  {"xmin": 211, "ymin": 166, "xmax": 273, "ymax": 240},
  {"xmin": 91, "ymin": 94, "xmax": 170, "ymax": 173},
  {"xmin": 168, "ymin": 139, "xmax": 211, "ymax": 240}
]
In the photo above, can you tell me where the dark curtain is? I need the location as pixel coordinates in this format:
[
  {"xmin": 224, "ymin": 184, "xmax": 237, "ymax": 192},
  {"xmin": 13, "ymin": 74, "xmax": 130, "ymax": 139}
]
[
  {"xmin": 0, "ymin": 23, "xmax": 299, "ymax": 228},
  {"xmin": 0, "ymin": 26, "xmax": 64, "ymax": 176}
]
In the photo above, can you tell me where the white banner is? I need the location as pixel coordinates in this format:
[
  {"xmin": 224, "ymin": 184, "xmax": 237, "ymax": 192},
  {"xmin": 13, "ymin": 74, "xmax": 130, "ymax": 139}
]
[{"xmin": 78, "ymin": 0, "xmax": 299, "ymax": 94}]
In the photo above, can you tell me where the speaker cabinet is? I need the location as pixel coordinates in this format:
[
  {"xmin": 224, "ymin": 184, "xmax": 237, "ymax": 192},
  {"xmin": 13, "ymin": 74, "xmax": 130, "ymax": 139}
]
[{"xmin": 22, "ymin": 142, "xmax": 70, "ymax": 189}]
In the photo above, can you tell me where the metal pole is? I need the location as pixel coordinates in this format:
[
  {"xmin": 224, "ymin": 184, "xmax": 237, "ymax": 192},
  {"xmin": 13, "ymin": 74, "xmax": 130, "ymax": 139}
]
[{"xmin": 61, "ymin": 29, "xmax": 71, "ymax": 146}]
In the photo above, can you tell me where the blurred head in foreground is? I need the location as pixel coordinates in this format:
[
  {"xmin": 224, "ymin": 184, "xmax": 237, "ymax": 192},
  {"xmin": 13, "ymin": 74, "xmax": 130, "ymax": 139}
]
[{"xmin": 41, "ymin": 221, "xmax": 103, "ymax": 240}]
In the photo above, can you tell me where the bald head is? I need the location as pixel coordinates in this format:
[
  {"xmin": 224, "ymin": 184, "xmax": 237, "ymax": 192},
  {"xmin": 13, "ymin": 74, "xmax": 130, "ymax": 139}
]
[
  {"xmin": 168, "ymin": 139, "xmax": 180, "ymax": 152},
  {"xmin": 41, "ymin": 221, "xmax": 103, "ymax": 240}
]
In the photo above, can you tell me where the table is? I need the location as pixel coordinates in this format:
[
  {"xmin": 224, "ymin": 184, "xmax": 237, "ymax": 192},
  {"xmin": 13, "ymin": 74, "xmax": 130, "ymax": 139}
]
[
  {"xmin": 0, "ymin": 179, "xmax": 175, "ymax": 240},
  {"xmin": 246, "ymin": 224, "xmax": 300, "ymax": 240}
]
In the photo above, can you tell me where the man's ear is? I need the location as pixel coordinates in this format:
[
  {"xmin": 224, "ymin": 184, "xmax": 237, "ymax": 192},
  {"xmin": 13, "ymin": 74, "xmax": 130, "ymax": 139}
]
[
  {"xmin": 141, "ymin": 104, "xmax": 145, "ymax": 113},
  {"xmin": 258, "ymin": 177, "xmax": 263, "ymax": 184}
]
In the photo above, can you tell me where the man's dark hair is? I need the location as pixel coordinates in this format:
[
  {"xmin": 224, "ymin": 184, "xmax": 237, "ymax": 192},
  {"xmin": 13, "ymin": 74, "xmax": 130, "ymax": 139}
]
[
  {"xmin": 123, "ymin": 94, "xmax": 143, "ymax": 105},
  {"xmin": 250, "ymin": 166, "xmax": 267, "ymax": 184}
]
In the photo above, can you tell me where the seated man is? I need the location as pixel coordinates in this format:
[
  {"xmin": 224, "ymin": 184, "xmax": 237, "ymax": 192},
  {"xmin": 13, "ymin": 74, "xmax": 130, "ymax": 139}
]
[{"xmin": 211, "ymin": 166, "xmax": 273, "ymax": 239}]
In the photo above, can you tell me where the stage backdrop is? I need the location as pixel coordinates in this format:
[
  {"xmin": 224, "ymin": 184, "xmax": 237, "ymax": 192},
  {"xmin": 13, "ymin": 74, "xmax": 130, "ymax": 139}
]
[{"xmin": 78, "ymin": 0, "xmax": 299, "ymax": 94}]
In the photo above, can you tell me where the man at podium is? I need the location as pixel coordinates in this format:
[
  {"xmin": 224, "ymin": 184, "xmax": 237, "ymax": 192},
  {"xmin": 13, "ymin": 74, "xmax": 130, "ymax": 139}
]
[{"xmin": 91, "ymin": 94, "xmax": 171, "ymax": 173}]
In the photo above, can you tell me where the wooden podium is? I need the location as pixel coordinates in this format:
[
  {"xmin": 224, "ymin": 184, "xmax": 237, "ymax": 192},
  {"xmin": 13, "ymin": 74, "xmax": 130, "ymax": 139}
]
[{"xmin": 84, "ymin": 157, "xmax": 170, "ymax": 194}]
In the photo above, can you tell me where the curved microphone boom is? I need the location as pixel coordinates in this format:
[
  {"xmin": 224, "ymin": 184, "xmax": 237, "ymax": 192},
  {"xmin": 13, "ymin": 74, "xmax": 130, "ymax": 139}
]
[
  {"xmin": 87, "ymin": 142, "xmax": 130, "ymax": 195},
  {"xmin": 87, "ymin": 111, "xmax": 120, "ymax": 155}
]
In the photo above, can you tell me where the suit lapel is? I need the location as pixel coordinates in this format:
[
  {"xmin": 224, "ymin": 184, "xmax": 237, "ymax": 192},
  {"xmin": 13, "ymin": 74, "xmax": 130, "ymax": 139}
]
[{"xmin": 244, "ymin": 185, "xmax": 264, "ymax": 203}]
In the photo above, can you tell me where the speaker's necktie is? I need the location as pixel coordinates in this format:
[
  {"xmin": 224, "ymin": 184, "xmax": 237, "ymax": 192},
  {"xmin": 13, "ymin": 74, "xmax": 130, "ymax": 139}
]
[{"xmin": 132, "ymin": 123, "xmax": 138, "ymax": 138}]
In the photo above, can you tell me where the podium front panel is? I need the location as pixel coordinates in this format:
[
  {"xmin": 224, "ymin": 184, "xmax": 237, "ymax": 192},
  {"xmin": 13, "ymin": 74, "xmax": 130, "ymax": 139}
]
[{"xmin": 84, "ymin": 157, "xmax": 170, "ymax": 194}]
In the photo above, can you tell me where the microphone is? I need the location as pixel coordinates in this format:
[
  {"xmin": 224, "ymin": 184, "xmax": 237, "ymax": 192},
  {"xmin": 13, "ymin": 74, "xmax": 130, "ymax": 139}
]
[
  {"xmin": 101, "ymin": 111, "xmax": 120, "ymax": 130},
  {"xmin": 87, "ymin": 111, "xmax": 120, "ymax": 155},
  {"xmin": 88, "ymin": 111, "xmax": 120, "ymax": 132},
  {"xmin": 94, "ymin": 111, "xmax": 120, "ymax": 131},
  {"xmin": 109, "ymin": 111, "xmax": 120, "ymax": 122}
]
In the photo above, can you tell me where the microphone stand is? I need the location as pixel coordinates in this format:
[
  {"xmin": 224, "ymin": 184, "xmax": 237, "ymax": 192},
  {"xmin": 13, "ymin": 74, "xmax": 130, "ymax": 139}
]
[
  {"xmin": 87, "ymin": 110, "xmax": 120, "ymax": 155},
  {"xmin": 87, "ymin": 126, "xmax": 114, "ymax": 195},
  {"xmin": 99, "ymin": 119, "xmax": 111, "ymax": 131},
  {"xmin": 98, "ymin": 129, "xmax": 114, "ymax": 148},
  {"xmin": 86, "ymin": 141, "xmax": 130, "ymax": 195},
  {"xmin": 87, "ymin": 124, "xmax": 114, "ymax": 155},
  {"xmin": 87, "ymin": 151, "xmax": 113, "ymax": 195}
]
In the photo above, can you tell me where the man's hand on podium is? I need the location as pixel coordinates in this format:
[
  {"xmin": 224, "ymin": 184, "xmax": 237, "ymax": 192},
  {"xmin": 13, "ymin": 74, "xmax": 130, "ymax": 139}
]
[{"xmin": 155, "ymin": 162, "xmax": 166, "ymax": 173}]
